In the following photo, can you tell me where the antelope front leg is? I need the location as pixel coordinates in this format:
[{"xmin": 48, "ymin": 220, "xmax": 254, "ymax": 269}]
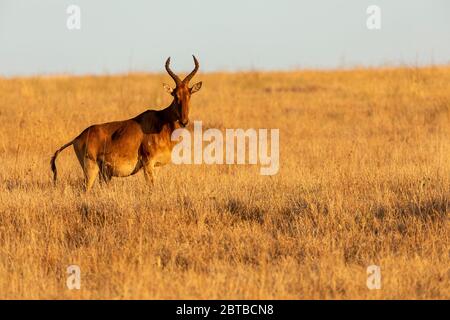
[{"xmin": 142, "ymin": 160, "xmax": 155, "ymax": 185}]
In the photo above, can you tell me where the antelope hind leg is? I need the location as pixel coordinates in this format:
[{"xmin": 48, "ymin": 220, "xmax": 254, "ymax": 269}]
[
  {"xmin": 83, "ymin": 158, "xmax": 99, "ymax": 192},
  {"xmin": 98, "ymin": 162, "xmax": 112, "ymax": 185}
]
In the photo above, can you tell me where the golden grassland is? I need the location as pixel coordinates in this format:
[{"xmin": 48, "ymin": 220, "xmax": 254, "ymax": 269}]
[{"xmin": 0, "ymin": 66, "xmax": 449, "ymax": 299}]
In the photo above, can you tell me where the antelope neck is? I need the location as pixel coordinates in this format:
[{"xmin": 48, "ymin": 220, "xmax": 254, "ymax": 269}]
[{"xmin": 158, "ymin": 100, "xmax": 180, "ymax": 124}]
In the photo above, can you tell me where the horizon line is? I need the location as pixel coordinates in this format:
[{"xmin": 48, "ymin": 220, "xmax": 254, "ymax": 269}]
[{"xmin": 1, "ymin": 62, "xmax": 450, "ymax": 80}]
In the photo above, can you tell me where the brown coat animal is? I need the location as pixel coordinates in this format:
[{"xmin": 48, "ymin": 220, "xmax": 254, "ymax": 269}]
[{"xmin": 51, "ymin": 56, "xmax": 202, "ymax": 191}]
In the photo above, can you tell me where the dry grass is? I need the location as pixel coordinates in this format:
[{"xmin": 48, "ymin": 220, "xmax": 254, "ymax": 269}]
[{"xmin": 0, "ymin": 66, "xmax": 449, "ymax": 299}]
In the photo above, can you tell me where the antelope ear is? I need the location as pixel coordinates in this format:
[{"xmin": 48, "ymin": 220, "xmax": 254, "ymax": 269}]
[
  {"xmin": 190, "ymin": 81, "xmax": 202, "ymax": 94},
  {"xmin": 163, "ymin": 83, "xmax": 173, "ymax": 94}
]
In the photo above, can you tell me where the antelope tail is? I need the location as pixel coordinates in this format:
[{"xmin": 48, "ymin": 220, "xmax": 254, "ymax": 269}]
[{"xmin": 50, "ymin": 140, "xmax": 75, "ymax": 184}]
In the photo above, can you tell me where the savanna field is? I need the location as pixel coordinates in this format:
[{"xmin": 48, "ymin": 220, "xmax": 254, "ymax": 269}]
[{"xmin": 0, "ymin": 67, "xmax": 449, "ymax": 299}]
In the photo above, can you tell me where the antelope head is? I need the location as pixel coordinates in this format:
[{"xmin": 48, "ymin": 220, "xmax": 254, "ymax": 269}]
[{"xmin": 163, "ymin": 55, "xmax": 202, "ymax": 127}]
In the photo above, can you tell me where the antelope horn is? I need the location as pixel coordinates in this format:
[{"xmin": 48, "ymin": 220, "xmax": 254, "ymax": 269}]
[
  {"xmin": 165, "ymin": 57, "xmax": 181, "ymax": 86},
  {"xmin": 183, "ymin": 55, "xmax": 199, "ymax": 84}
]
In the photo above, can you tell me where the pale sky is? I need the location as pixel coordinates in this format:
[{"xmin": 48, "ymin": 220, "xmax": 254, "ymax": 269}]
[{"xmin": 0, "ymin": 0, "xmax": 449, "ymax": 76}]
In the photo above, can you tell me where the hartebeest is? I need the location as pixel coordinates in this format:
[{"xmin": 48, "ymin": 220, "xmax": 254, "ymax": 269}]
[{"xmin": 51, "ymin": 56, "xmax": 202, "ymax": 191}]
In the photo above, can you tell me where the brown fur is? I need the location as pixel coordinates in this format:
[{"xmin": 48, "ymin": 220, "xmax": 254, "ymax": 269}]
[{"xmin": 51, "ymin": 56, "xmax": 202, "ymax": 191}]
